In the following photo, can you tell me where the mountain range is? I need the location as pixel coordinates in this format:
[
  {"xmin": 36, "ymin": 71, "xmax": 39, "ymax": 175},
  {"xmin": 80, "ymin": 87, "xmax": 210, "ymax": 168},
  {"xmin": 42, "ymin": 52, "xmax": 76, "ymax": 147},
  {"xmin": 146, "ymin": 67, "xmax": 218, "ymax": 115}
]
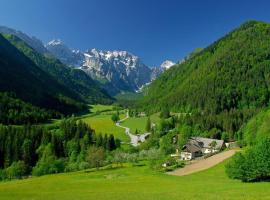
[
  {"xmin": 46, "ymin": 39, "xmax": 175, "ymax": 95},
  {"xmin": 0, "ymin": 26, "xmax": 175, "ymax": 96}
]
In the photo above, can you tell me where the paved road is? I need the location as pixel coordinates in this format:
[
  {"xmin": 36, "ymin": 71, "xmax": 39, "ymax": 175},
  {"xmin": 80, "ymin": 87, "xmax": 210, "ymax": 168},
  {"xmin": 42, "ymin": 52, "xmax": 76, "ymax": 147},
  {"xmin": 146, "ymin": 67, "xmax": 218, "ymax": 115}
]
[
  {"xmin": 168, "ymin": 150, "xmax": 236, "ymax": 176},
  {"xmin": 116, "ymin": 113, "xmax": 150, "ymax": 146}
]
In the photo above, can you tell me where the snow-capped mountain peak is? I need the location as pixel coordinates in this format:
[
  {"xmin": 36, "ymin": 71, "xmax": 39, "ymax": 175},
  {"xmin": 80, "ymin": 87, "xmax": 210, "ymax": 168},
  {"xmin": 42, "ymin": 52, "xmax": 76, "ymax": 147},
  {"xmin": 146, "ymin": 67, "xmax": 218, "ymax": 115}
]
[
  {"xmin": 47, "ymin": 39, "xmax": 64, "ymax": 46},
  {"xmin": 160, "ymin": 60, "xmax": 175, "ymax": 70},
  {"xmin": 45, "ymin": 38, "xmax": 178, "ymax": 95},
  {"xmin": 46, "ymin": 39, "xmax": 84, "ymax": 68}
]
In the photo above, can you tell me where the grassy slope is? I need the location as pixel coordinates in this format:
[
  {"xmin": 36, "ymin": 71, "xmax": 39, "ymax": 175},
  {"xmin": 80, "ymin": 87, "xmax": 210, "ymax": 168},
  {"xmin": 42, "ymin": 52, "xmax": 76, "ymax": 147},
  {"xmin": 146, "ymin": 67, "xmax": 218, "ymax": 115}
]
[{"xmin": 0, "ymin": 160, "xmax": 269, "ymax": 200}]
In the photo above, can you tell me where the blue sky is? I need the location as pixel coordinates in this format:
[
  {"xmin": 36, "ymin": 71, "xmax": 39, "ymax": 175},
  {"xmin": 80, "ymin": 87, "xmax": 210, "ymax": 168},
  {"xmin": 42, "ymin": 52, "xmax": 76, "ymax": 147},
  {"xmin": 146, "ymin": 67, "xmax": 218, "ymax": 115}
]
[{"xmin": 0, "ymin": 0, "xmax": 270, "ymax": 66}]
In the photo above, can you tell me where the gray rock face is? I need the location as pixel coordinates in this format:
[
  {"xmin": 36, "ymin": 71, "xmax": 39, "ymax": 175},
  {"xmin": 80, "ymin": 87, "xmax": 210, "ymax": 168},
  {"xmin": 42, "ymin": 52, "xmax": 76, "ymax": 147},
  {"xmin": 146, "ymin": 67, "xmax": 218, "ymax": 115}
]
[
  {"xmin": 45, "ymin": 39, "xmax": 84, "ymax": 67},
  {"xmin": 46, "ymin": 39, "xmax": 175, "ymax": 95},
  {"xmin": 82, "ymin": 49, "xmax": 152, "ymax": 93}
]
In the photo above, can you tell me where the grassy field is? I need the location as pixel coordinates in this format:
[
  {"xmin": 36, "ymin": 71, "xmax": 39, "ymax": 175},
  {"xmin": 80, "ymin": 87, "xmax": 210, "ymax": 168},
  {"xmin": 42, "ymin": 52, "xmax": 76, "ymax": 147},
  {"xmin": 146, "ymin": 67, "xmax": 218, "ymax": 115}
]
[
  {"xmin": 121, "ymin": 116, "xmax": 148, "ymax": 134},
  {"xmin": 82, "ymin": 112, "xmax": 128, "ymax": 142},
  {"xmin": 89, "ymin": 104, "xmax": 115, "ymax": 113},
  {"xmin": 80, "ymin": 104, "xmax": 128, "ymax": 142},
  {"xmin": 0, "ymin": 160, "xmax": 269, "ymax": 200},
  {"xmin": 121, "ymin": 114, "xmax": 161, "ymax": 134}
]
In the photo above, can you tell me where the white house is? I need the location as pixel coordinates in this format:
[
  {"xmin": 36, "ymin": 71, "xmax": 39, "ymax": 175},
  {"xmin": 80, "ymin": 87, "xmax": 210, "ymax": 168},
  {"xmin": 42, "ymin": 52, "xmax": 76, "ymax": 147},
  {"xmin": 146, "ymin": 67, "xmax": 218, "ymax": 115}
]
[{"xmin": 180, "ymin": 137, "xmax": 225, "ymax": 160}]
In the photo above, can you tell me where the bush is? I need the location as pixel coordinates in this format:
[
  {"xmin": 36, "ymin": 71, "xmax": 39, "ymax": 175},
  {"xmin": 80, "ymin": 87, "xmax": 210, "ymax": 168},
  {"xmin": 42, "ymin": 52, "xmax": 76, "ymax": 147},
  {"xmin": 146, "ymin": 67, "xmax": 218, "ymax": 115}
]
[
  {"xmin": 160, "ymin": 109, "xmax": 170, "ymax": 119},
  {"xmin": 5, "ymin": 161, "xmax": 27, "ymax": 180},
  {"xmin": 86, "ymin": 147, "xmax": 105, "ymax": 169},
  {"xmin": 32, "ymin": 144, "xmax": 65, "ymax": 176},
  {"xmin": 111, "ymin": 113, "xmax": 120, "ymax": 123},
  {"xmin": 226, "ymin": 138, "xmax": 270, "ymax": 182},
  {"xmin": 32, "ymin": 159, "xmax": 65, "ymax": 176},
  {"xmin": 163, "ymin": 159, "xmax": 185, "ymax": 172}
]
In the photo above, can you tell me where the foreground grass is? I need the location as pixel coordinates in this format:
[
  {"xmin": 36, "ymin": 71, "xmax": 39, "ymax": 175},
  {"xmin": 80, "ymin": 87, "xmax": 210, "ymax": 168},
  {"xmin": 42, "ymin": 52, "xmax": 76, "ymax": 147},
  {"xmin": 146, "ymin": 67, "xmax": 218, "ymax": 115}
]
[{"xmin": 0, "ymin": 160, "xmax": 269, "ymax": 200}]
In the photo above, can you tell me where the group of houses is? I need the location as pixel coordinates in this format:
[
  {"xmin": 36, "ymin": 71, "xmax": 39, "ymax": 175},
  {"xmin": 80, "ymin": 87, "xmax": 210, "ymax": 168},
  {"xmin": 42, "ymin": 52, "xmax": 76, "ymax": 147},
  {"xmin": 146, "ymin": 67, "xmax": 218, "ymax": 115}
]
[{"xmin": 178, "ymin": 137, "xmax": 226, "ymax": 160}]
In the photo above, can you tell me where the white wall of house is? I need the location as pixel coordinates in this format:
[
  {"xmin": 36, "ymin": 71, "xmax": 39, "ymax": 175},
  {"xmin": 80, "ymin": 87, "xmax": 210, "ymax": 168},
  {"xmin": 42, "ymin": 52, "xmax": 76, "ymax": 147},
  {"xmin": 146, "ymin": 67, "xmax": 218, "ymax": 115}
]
[
  {"xmin": 180, "ymin": 152, "xmax": 193, "ymax": 160},
  {"xmin": 203, "ymin": 148, "xmax": 219, "ymax": 154}
]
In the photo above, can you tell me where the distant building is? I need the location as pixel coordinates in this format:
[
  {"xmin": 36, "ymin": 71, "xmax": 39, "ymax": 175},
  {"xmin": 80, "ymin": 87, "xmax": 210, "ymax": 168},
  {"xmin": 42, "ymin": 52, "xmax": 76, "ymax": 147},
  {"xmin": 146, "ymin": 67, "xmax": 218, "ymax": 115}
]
[
  {"xmin": 180, "ymin": 137, "xmax": 225, "ymax": 160},
  {"xmin": 138, "ymin": 112, "xmax": 146, "ymax": 117}
]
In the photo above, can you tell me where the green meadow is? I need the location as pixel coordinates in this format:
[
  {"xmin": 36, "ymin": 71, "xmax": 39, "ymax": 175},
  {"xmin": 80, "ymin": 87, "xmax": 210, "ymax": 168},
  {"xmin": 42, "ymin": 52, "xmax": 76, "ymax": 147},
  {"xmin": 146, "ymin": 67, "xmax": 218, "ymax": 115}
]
[
  {"xmin": 121, "ymin": 114, "xmax": 161, "ymax": 134},
  {"xmin": 0, "ymin": 160, "xmax": 269, "ymax": 200},
  {"xmin": 89, "ymin": 104, "xmax": 115, "ymax": 113},
  {"xmin": 121, "ymin": 116, "xmax": 148, "ymax": 134},
  {"xmin": 82, "ymin": 113, "xmax": 128, "ymax": 142}
]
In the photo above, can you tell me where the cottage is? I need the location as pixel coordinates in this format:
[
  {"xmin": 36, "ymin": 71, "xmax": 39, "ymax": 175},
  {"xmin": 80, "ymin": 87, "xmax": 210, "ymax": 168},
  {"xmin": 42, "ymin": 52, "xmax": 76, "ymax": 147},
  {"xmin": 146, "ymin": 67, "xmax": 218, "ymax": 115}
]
[
  {"xmin": 180, "ymin": 137, "xmax": 225, "ymax": 160},
  {"xmin": 180, "ymin": 139, "xmax": 203, "ymax": 160}
]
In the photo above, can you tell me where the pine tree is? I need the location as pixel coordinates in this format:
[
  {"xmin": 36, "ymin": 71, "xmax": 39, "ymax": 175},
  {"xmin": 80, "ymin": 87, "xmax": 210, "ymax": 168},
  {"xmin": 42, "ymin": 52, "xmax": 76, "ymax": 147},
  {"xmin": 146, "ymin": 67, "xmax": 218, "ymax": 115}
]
[{"xmin": 146, "ymin": 117, "xmax": 151, "ymax": 132}]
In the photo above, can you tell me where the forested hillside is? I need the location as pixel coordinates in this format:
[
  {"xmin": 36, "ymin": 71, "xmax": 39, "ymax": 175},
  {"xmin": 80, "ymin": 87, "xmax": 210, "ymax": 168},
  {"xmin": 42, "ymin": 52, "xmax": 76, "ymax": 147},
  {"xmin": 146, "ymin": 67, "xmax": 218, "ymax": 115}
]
[
  {"xmin": 142, "ymin": 21, "xmax": 270, "ymax": 137},
  {"xmin": 4, "ymin": 34, "xmax": 113, "ymax": 104},
  {"xmin": 0, "ymin": 33, "xmax": 86, "ymax": 115},
  {"xmin": 0, "ymin": 92, "xmax": 56, "ymax": 125},
  {"xmin": 144, "ymin": 21, "xmax": 270, "ymax": 112}
]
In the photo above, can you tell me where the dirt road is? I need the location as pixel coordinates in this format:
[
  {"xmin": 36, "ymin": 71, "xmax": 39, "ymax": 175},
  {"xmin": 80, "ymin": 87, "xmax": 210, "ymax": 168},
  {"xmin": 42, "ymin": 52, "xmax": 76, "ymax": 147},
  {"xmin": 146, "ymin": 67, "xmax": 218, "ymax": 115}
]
[{"xmin": 168, "ymin": 150, "xmax": 236, "ymax": 176}]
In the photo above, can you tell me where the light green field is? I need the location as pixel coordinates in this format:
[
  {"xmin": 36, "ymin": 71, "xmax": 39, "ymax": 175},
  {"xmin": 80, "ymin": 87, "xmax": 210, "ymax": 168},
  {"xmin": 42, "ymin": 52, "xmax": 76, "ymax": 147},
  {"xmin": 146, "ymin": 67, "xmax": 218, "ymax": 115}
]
[
  {"xmin": 121, "ymin": 114, "xmax": 161, "ymax": 134},
  {"xmin": 82, "ymin": 113, "xmax": 129, "ymax": 142},
  {"xmin": 89, "ymin": 104, "xmax": 115, "ymax": 113},
  {"xmin": 0, "ymin": 160, "xmax": 269, "ymax": 200},
  {"xmin": 121, "ymin": 116, "xmax": 148, "ymax": 134}
]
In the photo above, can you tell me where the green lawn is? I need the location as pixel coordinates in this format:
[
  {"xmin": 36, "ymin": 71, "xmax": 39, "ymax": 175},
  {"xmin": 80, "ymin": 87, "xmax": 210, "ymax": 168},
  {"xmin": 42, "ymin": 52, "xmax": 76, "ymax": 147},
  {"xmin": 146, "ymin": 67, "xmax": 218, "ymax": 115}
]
[
  {"xmin": 0, "ymin": 160, "xmax": 269, "ymax": 200},
  {"xmin": 82, "ymin": 113, "xmax": 129, "ymax": 142}
]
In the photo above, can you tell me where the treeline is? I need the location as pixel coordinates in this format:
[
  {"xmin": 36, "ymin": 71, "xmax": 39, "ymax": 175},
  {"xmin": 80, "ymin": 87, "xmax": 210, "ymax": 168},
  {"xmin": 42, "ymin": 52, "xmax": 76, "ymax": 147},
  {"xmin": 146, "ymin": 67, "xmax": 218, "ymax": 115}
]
[
  {"xmin": 176, "ymin": 108, "xmax": 257, "ymax": 141},
  {"xmin": 0, "ymin": 92, "xmax": 57, "ymax": 125},
  {"xmin": 138, "ymin": 107, "xmax": 257, "ymax": 156},
  {"xmin": 0, "ymin": 119, "xmax": 120, "ymax": 179}
]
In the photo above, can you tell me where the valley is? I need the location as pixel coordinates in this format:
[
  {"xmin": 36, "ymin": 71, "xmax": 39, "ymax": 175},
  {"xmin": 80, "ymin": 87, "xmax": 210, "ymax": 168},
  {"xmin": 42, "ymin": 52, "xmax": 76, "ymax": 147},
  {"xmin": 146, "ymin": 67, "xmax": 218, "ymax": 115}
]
[{"xmin": 1, "ymin": 2, "xmax": 270, "ymax": 199}]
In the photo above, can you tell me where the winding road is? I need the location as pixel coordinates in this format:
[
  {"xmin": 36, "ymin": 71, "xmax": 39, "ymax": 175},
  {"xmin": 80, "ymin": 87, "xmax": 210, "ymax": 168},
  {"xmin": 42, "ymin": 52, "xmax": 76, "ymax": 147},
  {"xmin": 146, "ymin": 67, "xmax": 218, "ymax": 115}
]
[{"xmin": 116, "ymin": 113, "xmax": 151, "ymax": 146}]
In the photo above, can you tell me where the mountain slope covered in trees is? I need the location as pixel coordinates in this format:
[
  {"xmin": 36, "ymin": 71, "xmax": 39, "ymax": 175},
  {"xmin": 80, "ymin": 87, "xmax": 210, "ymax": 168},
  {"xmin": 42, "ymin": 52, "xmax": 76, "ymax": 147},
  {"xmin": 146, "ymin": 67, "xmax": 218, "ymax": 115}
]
[
  {"xmin": 143, "ymin": 21, "xmax": 270, "ymax": 114},
  {"xmin": 0, "ymin": 34, "xmax": 86, "ymax": 115},
  {"xmin": 4, "ymin": 34, "xmax": 113, "ymax": 104}
]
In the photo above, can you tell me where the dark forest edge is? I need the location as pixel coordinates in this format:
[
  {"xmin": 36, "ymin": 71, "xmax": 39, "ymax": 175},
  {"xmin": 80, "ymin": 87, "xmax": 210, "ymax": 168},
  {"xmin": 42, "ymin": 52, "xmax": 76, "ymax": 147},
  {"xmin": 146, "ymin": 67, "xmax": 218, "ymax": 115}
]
[{"xmin": 0, "ymin": 118, "xmax": 120, "ymax": 180}]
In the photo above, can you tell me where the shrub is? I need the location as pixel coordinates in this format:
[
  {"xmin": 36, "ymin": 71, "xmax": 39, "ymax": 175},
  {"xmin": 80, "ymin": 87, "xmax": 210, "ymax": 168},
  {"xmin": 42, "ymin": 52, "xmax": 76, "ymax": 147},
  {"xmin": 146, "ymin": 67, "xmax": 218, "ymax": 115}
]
[
  {"xmin": 226, "ymin": 138, "xmax": 270, "ymax": 182},
  {"xmin": 86, "ymin": 146, "xmax": 105, "ymax": 169},
  {"xmin": 5, "ymin": 161, "xmax": 27, "ymax": 180}
]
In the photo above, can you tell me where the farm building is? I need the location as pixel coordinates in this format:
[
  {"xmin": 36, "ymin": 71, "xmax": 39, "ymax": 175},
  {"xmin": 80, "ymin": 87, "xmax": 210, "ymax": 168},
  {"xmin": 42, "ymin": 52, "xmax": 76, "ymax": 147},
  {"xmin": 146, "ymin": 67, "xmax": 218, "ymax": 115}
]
[{"xmin": 180, "ymin": 137, "xmax": 225, "ymax": 160}]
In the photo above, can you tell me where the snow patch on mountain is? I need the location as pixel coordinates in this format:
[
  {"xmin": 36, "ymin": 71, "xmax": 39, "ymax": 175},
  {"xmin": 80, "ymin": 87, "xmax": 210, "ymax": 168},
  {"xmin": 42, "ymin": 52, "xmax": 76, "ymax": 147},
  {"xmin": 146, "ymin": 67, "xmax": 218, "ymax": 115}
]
[
  {"xmin": 160, "ymin": 60, "xmax": 175, "ymax": 69},
  {"xmin": 46, "ymin": 39, "xmax": 176, "ymax": 95}
]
